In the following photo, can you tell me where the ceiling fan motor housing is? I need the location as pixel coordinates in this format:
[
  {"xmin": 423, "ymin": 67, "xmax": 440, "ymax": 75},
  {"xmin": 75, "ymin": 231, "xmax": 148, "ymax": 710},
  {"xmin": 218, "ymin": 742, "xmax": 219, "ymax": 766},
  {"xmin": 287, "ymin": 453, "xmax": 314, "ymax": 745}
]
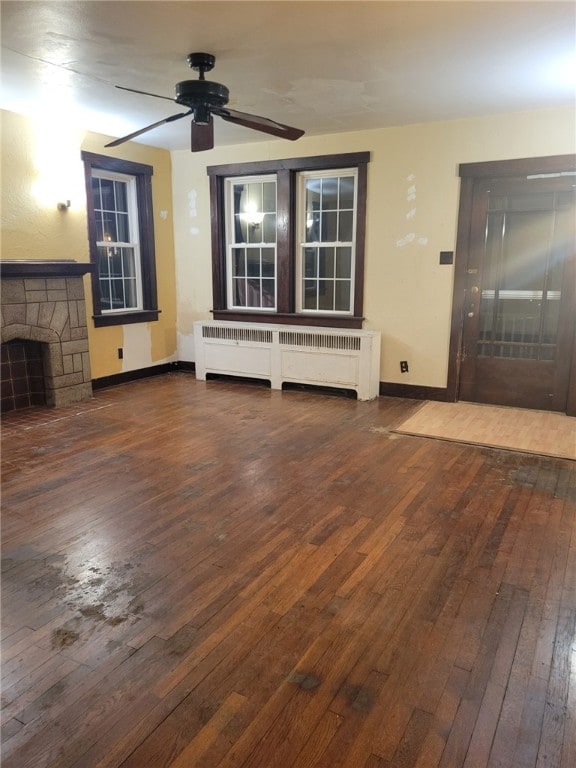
[{"xmin": 175, "ymin": 80, "xmax": 229, "ymax": 109}]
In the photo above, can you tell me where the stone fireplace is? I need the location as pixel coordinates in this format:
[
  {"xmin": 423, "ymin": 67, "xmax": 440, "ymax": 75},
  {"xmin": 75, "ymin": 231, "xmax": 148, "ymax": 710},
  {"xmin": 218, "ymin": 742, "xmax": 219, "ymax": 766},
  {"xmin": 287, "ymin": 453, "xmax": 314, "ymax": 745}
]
[{"xmin": 1, "ymin": 261, "xmax": 94, "ymax": 410}]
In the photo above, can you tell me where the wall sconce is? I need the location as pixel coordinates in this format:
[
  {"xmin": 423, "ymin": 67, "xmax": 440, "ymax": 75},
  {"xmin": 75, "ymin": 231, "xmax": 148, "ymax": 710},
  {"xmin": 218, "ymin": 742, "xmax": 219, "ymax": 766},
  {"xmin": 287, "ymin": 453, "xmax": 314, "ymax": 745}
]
[
  {"xmin": 57, "ymin": 200, "xmax": 71, "ymax": 212},
  {"xmin": 240, "ymin": 198, "xmax": 265, "ymax": 228},
  {"xmin": 240, "ymin": 211, "xmax": 265, "ymax": 227}
]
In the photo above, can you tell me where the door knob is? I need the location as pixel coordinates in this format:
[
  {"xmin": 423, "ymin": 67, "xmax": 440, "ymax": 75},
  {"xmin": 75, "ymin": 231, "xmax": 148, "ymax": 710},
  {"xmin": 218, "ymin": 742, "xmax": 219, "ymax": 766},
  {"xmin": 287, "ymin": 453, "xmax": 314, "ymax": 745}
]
[{"xmin": 467, "ymin": 311, "xmax": 475, "ymax": 317}]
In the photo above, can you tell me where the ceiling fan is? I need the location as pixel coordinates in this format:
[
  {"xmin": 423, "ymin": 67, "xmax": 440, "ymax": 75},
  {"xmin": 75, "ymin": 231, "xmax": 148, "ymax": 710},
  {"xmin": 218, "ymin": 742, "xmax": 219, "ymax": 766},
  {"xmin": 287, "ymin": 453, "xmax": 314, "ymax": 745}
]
[{"xmin": 106, "ymin": 52, "xmax": 305, "ymax": 151}]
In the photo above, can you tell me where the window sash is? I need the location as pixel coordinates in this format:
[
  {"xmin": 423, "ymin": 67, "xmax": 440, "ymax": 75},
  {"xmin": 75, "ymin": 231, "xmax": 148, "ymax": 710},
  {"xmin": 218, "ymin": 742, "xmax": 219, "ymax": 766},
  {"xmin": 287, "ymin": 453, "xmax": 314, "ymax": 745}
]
[
  {"xmin": 296, "ymin": 169, "xmax": 358, "ymax": 315},
  {"xmin": 92, "ymin": 170, "xmax": 143, "ymax": 313},
  {"xmin": 225, "ymin": 176, "xmax": 277, "ymax": 311}
]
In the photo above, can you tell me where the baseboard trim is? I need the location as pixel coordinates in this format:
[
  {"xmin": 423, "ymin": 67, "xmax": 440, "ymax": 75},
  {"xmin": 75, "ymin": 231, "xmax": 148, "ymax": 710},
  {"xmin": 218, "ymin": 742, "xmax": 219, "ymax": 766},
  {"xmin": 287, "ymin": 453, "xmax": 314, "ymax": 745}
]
[
  {"xmin": 379, "ymin": 382, "xmax": 453, "ymax": 401},
  {"xmin": 92, "ymin": 362, "xmax": 180, "ymax": 390},
  {"xmin": 93, "ymin": 365, "xmax": 449, "ymax": 403}
]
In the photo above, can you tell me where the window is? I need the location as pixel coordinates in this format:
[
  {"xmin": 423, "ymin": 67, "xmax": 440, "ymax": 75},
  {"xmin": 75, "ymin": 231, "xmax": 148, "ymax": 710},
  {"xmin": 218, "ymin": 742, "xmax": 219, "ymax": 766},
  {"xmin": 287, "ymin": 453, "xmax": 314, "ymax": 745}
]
[
  {"xmin": 208, "ymin": 152, "xmax": 369, "ymax": 328},
  {"xmin": 226, "ymin": 176, "xmax": 277, "ymax": 310},
  {"xmin": 298, "ymin": 170, "xmax": 357, "ymax": 314},
  {"xmin": 81, "ymin": 152, "xmax": 159, "ymax": 327}
]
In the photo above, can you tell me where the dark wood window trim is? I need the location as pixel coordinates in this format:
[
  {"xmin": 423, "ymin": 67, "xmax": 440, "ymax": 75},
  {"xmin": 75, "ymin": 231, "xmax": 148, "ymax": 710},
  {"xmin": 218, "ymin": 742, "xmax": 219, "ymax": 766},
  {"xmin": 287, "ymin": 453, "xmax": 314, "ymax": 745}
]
[
  {"xmin": 81, "ymin": 151, "xmax": 159, "ymax": 328},
  {"xmin": 207, "ymin": 152, "xmax": 370, "ymax": 328}
]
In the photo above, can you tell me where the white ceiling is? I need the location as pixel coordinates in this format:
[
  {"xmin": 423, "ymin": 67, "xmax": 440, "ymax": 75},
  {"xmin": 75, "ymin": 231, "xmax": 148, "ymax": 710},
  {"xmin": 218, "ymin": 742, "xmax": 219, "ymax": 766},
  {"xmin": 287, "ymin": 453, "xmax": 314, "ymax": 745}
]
[{"xmin": 1, "ymin": 1, "xmax": 575, "ymax": 152}]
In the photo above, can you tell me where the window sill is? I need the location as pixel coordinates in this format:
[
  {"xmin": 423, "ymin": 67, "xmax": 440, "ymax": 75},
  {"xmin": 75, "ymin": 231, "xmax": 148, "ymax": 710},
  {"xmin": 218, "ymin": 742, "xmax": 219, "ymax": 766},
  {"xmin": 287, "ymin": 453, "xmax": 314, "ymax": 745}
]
[
  {"xmin": 93, "ymin": 310, "xmax": 160, "ymax": 328},
  {"xmin": 212, "ymin": 310, "xmax": 364, "ymax": 329}
]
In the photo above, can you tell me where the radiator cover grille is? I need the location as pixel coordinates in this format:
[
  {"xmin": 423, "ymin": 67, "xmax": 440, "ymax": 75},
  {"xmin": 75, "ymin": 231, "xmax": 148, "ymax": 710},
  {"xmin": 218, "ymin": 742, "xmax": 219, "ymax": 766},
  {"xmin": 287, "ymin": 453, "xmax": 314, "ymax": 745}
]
[
  {"xmin": 202, "ymin": 325, "xmax": 273, "ymax": 344},
  {"xmin": 193, "ymin": 320, "xmax": 380, "ymax": 400},
  {"xmin": 279, "ymin": 331, "xmax": 361, "ymax": 351}
]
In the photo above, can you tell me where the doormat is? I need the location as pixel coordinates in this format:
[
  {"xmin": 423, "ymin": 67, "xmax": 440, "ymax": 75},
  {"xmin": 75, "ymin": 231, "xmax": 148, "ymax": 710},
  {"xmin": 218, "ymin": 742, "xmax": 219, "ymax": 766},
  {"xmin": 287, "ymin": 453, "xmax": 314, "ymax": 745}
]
[{"xmin": 392, "ymin": 401, "xmax": 576, "ymax": 460}]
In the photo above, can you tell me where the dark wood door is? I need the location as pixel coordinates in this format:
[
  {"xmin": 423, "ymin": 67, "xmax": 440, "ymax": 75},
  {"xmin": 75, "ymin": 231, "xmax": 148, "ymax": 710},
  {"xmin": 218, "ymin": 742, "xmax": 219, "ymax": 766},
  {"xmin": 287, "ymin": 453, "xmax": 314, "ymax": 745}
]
[{"xmin": 459, "ymin": 175, "xmax": 575, "ymax": 411}]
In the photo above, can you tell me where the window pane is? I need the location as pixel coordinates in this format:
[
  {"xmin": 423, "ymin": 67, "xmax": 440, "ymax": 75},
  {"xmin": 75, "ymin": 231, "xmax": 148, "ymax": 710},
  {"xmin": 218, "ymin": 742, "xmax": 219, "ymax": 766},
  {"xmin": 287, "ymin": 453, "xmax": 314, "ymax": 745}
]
[
  {"xmin": 246, "ymin": 279, "xmax": 261, "ymax": 308},
  {"xmin": 98, "ymin": 248, "xmax": 110, "ymax": 277},
  {"xmin": 124, "ymin": 279, "xmax": 138, "ymax": 309},
  {"xmin": 322, "ymin": 177, "xmax": 338, "ymax": 210},
  {"xmin": 306, "ymin": 212, "xmax": 321, "ymax": 242},
  {"xmin": 114, "ymin": 181, "xmax": 128, "ymax": 212},
  {"xmin": 232, "ymin": 179, "xmax": 277, "ymax": 246},
  {"xmin": 262, "ymin": 279, "xmax": 275, "ymax": 307},
  {"xmin": 247, "ymin": 221, "xmax": 262, "ymax": 245},
  {"xmin": 306, "ymin": 179, "xmax": 321, "ymax": 206},
  {"xmin": 102, "ymin": 213, "xmax": 117, "ymax": 242},
  {"xmin": 335, "ymin": 282, "xmax": 351, "ymax": 311},
  {"xmin": 262, "ymin": 213, "xmax": 276, "ymax": 243},
  {"xmin": 123, "ymin": 250, "xmax": 136, "ymax": 277},
  {"xmin": 232, "ymin": 248, "xmax": 246, "ymax": 276},
  {"xmin": 303, "ymin": 280, "xmax": 317, "ymax": 309},
  {"xmin": 339, "ymin": 176, "xmax": 355, "ymax": 208},
  {"xmin": 321, "ymin": 212, "xmax": 337, "ymax": 241},
  {"xmin": 92, "ymin": 178, "xmax": 103, "ymax": 209},
  {"xmin": 338, "ymin": 211, "xmax": 353, "ymax": 242},
  {"xmin": 261, "ymin": 248, "xmax": 275, "ymax": 277},
  {"xmin": 110, "ymin": 279, "xmax": 125, "ymax": 309},
  {"xmin": 100, "ymin": 279, "xmax": 111, "ymax": 310},
  {"xmin": 336, "ymin": 247, "xmax": 352, "ymax": 278},
  {"xmin": 319, "ymin": 247, "xmax": 335, "ymax": 278},
  {"xmin": 246, "ymin": 250, "xmax": 260, "ymax": 277},
  {"xmin": 234, "ymin": 216, "xmax": 248, "ymax": 244},
  {"xmin": 233, "ymin": 277, "xmax": 246, "ymax": 305},
  {"xmin": 318, "ymin": 280, "xmax": 335, "ymax": 311},
  {"xmin": 306, "ymin": 179, "xmax": 321, "ymax": 243},
  {"xmin": 262, "ymin": 181, "xmax": 276, "ymax": 211},
  {"xmin": 304, "ymin": 247, "xmax": 317, "ymax": 278},
  {"xmin": 109, "ymin": 251, "xmax": 122, "ymax": 277},
  {"xmin": 117, "ymin": 212, "xmax": 130, "ymax": 243},
  {"xmin": 244, "ymin": 182, "xmax": 262, "ymax": 212},
  {"xmin": 96, "ymin": 215, "xmax": 104, "ymax": 242},
  {"xmin": 99, "ymin": 178, "xmax": 115, "ymax": 209}
]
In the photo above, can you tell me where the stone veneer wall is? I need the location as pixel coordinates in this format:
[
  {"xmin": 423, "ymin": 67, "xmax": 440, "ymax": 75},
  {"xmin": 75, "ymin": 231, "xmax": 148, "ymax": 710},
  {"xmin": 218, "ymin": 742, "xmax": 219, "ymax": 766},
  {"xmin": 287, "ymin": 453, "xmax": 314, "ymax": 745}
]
[{"xmin": 1, "ymin": 275, "xmax": 93, "ymax": 407}]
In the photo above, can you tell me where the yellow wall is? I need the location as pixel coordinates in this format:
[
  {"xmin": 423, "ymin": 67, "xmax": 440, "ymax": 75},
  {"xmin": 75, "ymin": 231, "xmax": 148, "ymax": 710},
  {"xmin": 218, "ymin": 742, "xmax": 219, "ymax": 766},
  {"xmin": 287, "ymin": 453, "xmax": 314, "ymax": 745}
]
[
  {"xmin": 3, "ymin": 105, "xmax": 574, "ymax": 389},
  {"xmin": 171, "ymin": 106, "xmax": 576, "ymax": 387},
  {"xmin": 1, "ymin": 109, "xmax": 177, "ymax": 379}
]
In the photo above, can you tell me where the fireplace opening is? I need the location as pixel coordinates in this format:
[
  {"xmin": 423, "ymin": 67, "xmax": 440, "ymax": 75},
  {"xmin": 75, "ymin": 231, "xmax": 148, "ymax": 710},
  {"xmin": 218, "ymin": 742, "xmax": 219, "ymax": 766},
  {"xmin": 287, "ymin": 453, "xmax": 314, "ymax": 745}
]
[{"xmin": 1, "ymin": 339, "xmax": 47, "ymax": 413}]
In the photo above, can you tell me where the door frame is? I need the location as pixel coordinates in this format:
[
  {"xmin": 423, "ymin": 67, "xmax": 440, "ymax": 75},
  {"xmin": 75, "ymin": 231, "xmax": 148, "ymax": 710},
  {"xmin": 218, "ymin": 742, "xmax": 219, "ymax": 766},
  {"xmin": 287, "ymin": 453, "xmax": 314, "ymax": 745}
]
[{"xmin": 447, "ymin": 154, "xmax": 576, "ymax": 416}]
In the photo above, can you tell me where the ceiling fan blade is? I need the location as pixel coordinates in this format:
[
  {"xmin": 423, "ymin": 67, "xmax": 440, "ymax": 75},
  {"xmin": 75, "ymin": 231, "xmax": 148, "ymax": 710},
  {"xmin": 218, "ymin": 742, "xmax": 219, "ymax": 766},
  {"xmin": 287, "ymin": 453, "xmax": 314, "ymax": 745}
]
[
  {"xmin": 115, "ymin": 84, "xmax": 174, "ymax": 102},
  {"xmin": 191, "ymin": 119, "xmax": 214, "ymax": 152},
  {"xmin": 105, "ymin": 110, "xmax": 193, "ymax": 147},
  {"xmin": 212, "ymin": 107, "xmax": 304, "ymax": 141}
]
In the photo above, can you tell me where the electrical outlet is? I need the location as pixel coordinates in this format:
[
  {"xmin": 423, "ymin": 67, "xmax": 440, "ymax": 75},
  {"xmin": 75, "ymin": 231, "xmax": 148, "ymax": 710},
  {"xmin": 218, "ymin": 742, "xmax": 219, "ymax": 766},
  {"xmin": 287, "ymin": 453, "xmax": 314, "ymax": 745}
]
[
  {"xmin": 400, "ymin": 360, "xmax": 409, "ymax": 373},
  {"xmin": 118, "ymin": 348, "xmax": 123, "ymax": 360}
]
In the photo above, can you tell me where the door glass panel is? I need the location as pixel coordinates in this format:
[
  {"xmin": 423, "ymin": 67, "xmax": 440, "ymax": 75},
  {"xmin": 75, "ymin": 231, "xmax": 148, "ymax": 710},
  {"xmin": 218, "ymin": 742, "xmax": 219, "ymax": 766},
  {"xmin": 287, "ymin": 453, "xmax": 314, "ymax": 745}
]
[{"xmin": 478, "ymin": 199, "xmax": 560, "ymax": 361}]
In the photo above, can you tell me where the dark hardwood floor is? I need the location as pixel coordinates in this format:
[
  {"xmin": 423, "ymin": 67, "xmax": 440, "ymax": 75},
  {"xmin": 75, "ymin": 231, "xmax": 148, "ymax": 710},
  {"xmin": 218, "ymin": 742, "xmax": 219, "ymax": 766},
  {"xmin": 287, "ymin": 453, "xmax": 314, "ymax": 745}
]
[{"xmin": 1, "ymin": 373, "xmax": 574, "ymax": 768}]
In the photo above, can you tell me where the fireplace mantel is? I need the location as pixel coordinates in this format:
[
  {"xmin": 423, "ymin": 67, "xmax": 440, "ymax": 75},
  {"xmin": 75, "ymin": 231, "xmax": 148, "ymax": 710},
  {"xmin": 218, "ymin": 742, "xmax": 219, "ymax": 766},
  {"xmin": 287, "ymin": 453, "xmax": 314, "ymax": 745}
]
[{"xmin": 0, "ymin": 260, "xmax": 94, "ymax": 279}]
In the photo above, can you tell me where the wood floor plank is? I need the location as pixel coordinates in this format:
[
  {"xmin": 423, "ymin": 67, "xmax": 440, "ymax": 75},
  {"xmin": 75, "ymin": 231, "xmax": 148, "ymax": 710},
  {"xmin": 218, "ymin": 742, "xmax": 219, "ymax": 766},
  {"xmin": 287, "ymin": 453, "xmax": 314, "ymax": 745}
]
[{"xmin": 1, "ymin": 374, "xmax": 574, "ymax": 768}]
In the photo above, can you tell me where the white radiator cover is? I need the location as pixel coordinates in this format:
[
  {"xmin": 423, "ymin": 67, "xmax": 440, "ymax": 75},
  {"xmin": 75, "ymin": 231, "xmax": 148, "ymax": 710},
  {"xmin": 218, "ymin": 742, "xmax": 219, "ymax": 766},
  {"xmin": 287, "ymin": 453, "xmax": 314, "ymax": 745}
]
[{"xmin": 193, "ymin": 320, "xmax": 381, "ymax": 400}]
